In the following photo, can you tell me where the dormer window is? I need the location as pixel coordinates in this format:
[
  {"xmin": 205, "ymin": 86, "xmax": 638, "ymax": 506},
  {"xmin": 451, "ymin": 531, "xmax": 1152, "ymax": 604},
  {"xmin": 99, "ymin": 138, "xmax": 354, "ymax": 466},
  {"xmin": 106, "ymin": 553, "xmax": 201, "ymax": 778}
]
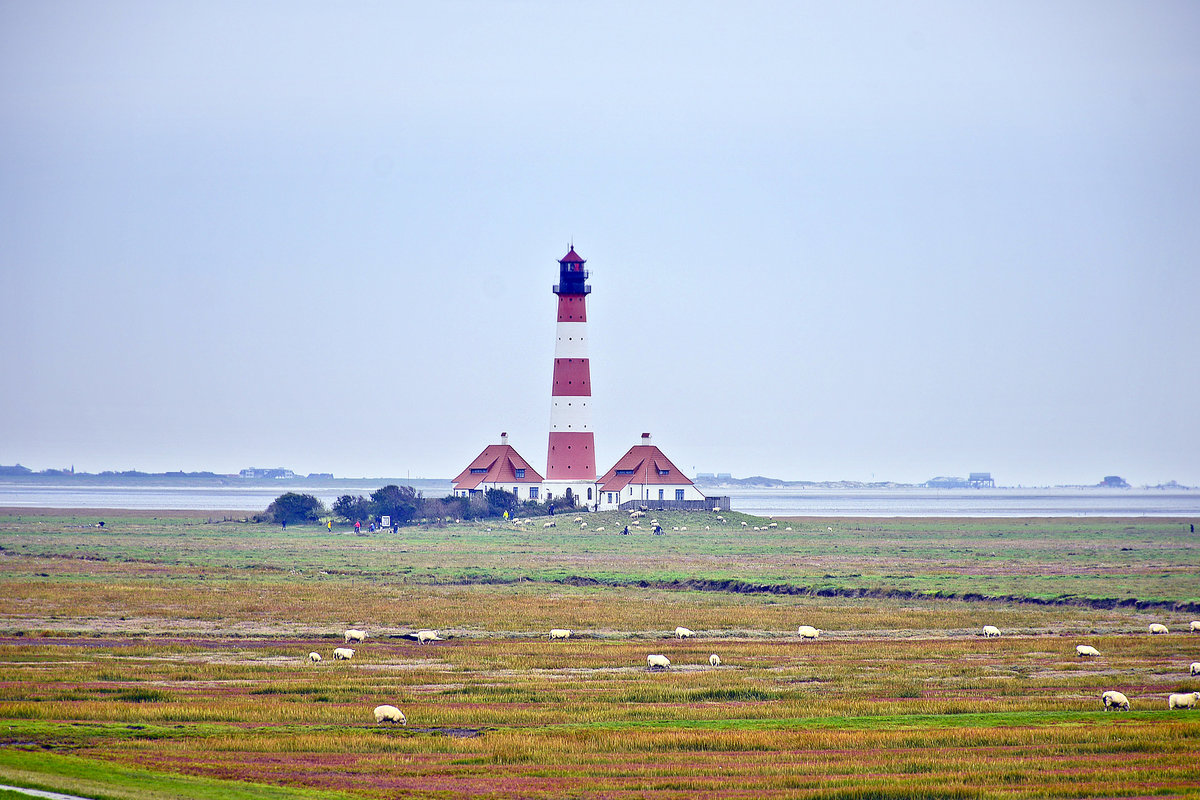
[
  {"xmin": 515, "ymin": 469, "xmax": 525, "ymax": 478},
  {"xmin": 470, "ymin": 468, "xmax": 487, "ymax": 474}
]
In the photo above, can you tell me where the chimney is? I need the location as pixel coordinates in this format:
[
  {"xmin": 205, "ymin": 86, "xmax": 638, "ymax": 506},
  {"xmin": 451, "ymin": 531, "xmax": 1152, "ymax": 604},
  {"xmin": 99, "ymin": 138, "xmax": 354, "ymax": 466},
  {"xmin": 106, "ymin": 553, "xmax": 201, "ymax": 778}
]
[
  {"xmin": 641, "ymin": 432, "xmax": 652, "ymax": 445},
  {"xmin": 500, "ymin": 432, "xmax": 508, "ymax": 445}
]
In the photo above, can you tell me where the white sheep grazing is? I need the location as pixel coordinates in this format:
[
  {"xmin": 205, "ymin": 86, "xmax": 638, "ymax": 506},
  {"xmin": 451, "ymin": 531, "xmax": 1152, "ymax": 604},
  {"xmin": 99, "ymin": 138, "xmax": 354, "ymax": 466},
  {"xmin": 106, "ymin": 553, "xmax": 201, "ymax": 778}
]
[
  {"xmin": 574, "ymin": 516, "xmax": 582, "ymax": 523},
  {"xmin": 785, "ymin": 526, "xmax": 792, "ymax": 531},
  {"xmin": 1101, "ymin": 690, "xmax": 1130, "ymax": 711},
  {"xmin": 580, "ymin": 522, "xmax": 588, "ymax": 529},
  {"xmin": 333, "ymin": 647, "xmax": 355, "ymax": 660},
  {"xmin": 672, "ymin": 526, "xmax": 679, "ymax": 531},
  {"xmin": 680, "ymin": 526, "xmax": 687, "ymax": 531},
  {"xmin": 650, "ymin": 519, "xmax": 658, "ymax": 526},
  {"xmin": 709, "ymin": 654, "xmax": 721, "ymax": 667},
  {"xmin": 373, "ymin": 704, "xmax": 407, "ymax": 725},
  {"xmin": 1075, "ymin": 645, "xmax": 1101, "ymax": 657},
  {"xmin": 344, "ymin": 629, "xmax": 367, "ymax": 644},
  {"xmin": 827, "ymin": 526, "xmax": 833, "ymax": 532},
  {"xmin": 549, "ymin": 628, "xmax": 572, "ymax": 640},
  {"xmin": 597, "ymin": 527, "xmax": 605, "ymax": 531},
  {"xmin": 716, "ymin": 516, "xmax": 725, "ymax": 523},
  {"xmin": 1190, "ymin": 662, "xmax": 1200, "ymax": 676},
  {"xmin": 1168, "ymin": 691, "xmax": 1200, "ymax": 710},
  {"xmin": 768, "ymin": 522, "xmax": 778, "ymax": 529},
  {"xmin": 1149, "ymin": 623, "xmax": 1169, "ymax": 634},
  {"xmin": 797, "ymin": 625, "xmax": 821, "ymax": 639},
  {"xmin": 712, "ymin": 507, "xmax": 721, "ymax": 513},
  {"xmin": 1191, "ymin": 620, "xmax": 1200, "ymax": 633},
  {"xmin": 675, "ymin": 626, "xmax": 695, "ymax": 639},
  {"xmin": 982, "ymin": 625, "xmax": 1001, "ymax": 638},
  {"xmin": 647, "ymin": 654, "xmax": 671, "ymax": 670},
  {"xmin": 416, "ymin": 629, "xmax": 442, "ymax": 644},
  {"xmin": 308, "ymin": 652, "xmax": 322, "ymax": 663},
  {"xmin": 741, "ymin": 521, "xmax": 747, "ymax": 527}
]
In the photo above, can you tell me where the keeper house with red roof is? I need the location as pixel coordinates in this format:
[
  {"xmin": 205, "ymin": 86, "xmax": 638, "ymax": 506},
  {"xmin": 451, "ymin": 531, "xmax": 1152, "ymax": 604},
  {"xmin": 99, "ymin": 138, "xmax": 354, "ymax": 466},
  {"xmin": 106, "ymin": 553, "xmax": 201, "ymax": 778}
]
[
  {"xmin": 595, "ymin": 433, "xmax": 706, "ymax": 511},
  {"xmin": 452, "ymin": 433, "xmax": 544, "ymax": 502}
]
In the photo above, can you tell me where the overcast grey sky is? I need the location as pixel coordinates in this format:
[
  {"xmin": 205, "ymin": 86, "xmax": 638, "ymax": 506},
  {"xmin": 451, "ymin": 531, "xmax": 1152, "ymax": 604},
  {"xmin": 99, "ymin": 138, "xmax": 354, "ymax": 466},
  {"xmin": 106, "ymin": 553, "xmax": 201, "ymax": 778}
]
[{"xmin": 2, "ymin": 1, "xmax": 1198, "ymax": 487}]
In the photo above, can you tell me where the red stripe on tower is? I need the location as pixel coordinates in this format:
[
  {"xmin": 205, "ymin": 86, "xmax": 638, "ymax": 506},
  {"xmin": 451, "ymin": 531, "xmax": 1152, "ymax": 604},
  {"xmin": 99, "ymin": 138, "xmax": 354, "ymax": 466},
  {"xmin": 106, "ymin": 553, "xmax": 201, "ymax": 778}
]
[{"xmin": 546, "ymin": 247, "xmax": 596, "ymax": 481}]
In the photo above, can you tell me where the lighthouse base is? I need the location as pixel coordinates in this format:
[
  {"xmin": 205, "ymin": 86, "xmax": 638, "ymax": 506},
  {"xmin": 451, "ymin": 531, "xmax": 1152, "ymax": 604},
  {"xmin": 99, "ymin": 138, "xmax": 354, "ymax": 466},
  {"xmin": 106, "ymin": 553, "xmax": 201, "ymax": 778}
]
[{"xmin": 541, "ymin": 480, "xmax": 598, "ymax": 512}]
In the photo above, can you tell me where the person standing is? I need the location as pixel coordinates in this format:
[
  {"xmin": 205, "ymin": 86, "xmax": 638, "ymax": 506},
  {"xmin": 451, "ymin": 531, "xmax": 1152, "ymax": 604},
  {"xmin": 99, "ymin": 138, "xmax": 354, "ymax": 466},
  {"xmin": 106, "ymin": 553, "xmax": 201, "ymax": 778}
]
[{"xmin": 354, "ymin": 520, "xmax": 361, "ymax": 534}]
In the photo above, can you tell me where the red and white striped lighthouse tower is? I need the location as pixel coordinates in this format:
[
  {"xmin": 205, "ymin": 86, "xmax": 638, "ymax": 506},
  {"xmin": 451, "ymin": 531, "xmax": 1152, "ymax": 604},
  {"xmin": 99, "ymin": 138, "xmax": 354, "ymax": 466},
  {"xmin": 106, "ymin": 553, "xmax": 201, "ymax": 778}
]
[{"xmin": 544, "ymin": 246, "xmax": 597, "ymax": 508}]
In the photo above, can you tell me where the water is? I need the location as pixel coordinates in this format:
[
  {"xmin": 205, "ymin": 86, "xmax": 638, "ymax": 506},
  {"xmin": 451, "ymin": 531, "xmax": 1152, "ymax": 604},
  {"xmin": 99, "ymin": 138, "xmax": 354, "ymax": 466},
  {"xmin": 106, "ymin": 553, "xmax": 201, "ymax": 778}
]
[
  {"xmin": 721, "ymin": 487, "xmax": 1200, "ymax": 517},
  {"xmin": 1, "ymin": 482, "xmax": 1197, "ymax": 517}
]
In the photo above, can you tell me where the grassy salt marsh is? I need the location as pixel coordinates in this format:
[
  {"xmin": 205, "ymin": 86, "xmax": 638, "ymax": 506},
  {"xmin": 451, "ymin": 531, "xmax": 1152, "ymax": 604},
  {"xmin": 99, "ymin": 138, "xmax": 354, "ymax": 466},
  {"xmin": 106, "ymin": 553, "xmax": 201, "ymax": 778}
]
[{"xmin": 0, "ymin": 510, "xmax": 1198, "ymax": 799}]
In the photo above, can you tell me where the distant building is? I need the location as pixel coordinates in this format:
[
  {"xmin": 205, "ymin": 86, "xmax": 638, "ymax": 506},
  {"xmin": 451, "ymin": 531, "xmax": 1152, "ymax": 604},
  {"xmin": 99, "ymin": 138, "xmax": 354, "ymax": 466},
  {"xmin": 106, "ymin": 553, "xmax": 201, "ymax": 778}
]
[
  {"xmin": 452, "ymin": 433, "xmax": 545, "ymax": 502},
  {"xmin": 968, "ymin": 472, "xmax": 995, "ymax": 488},
  {"xmin": 239, "ymin": 468, "xmax": 296, "ymax": 479},
  {"xmin": 1099, "ymin": 475, "xmax": 1130, "ymax": 488}
]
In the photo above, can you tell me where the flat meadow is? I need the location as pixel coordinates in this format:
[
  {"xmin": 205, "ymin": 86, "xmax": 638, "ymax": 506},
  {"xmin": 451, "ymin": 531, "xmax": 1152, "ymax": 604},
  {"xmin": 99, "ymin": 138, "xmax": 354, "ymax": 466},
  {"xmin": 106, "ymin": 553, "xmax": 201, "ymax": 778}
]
[{"xmin": 0, "ymin": 508, "xmax": 1197, "ymax": 799}]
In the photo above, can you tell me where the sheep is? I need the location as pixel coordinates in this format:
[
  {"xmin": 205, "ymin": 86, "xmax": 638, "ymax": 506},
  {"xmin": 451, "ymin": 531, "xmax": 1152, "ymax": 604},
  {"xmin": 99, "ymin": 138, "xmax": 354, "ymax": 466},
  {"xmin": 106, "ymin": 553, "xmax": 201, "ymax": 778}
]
[
  {"xmin": 344, "ymin": 629, "xmax": 367, "ymax": 644},
  {"xmin": 785, "ymin": 526, "xmax": 792, "ymax": 531},
  {"xmin": 629, "ymin": 510, "xmax": 644, "ymax": 519},
  {"xmin": 797, "ymin": 625, "xmax": 821, "ymax": 639},
  {"xmin": 333, "ymin": 647, "xmax": 355, "ymax": 660},
  {"xmin": 1189, "ymin": 662, "xmax": 1200, "ymax": 676},
  {"xmin": 982, "ymin": 625, "xmax": 1001, "ymax": 638},
  {"xmin": 712, "ymin": 507, "xmax": 721, "ymax": 513},
  {"xmin": 597, "ymin": 526, "xmax": 605, "ymax": 531},
  {"xmin": 1191, "ymin": 620, "xmax": 1200, "ymax": 633},
  {"xmin": 1149, "ymin": 623, "xmax": 1169, "ymax": 634},
  {"xmin": 373, "ymin": 704, "xmax": 407, "ymax": 725},
  {"xmin": 741, "ymin": 521, "xmax": 747, "ymax": 527},
  {"xmin": 709, "ymin": 654, "xmax": 721, "ymax": 667},
  {"xmin": 680, "ymin": 526, "xmax": 688, "ymax": 531},
  {"xmin": 716, "ymin": 516, "xmax": 726, "ymax": 523},
  {"xmin": 672, "ymin": 526, "xmax": 679, "ymax": 531},
  {"xmin": 549, "ymin": 628, "xmax": 572, "ymax": 640},
  {"xmin": 574, "ymin": 516, "xmax": 582, "ymax": 523},
  {"xmin": 650, "ymin": 519, "xmax": 658, "ymax": 526},
  {"xmin": 827, "ymin": 526, "xmax": 833, "ymax": 532},
  {"xmin": 768, "ymin": 522, "xmax": 778, "ymax": 529},
  {"xmin": 1075, "ymin": 645, "xmax": 1101, "ymax": 657},
  {"xmin": 543, "ymin": 521, "xmax": 556, "ymax": 528},
  {"xmin": 1101, "ymin": 690, "xmax": 1130, "ymax": 711},
  {"xmin": 580, "ymin": 522, "xmax": 588, "ymax": 529},
  {"xmin": 1168, "ymin": 691, "xmax": 1200, "ymax": 710},
  {"xmin": 646, "ymin": 654, "xmax": 671, "ymax": 670},
  {"xmin": 674, "ymin": 626, "xmax": 695, "ymax": 639},
  {"xmin": 416, "ymin": 629, "xmax": 442, "ymax": 644},
  {"xmin": 308, "ymin": 652, "xmax": 322, "ymax": 663}
]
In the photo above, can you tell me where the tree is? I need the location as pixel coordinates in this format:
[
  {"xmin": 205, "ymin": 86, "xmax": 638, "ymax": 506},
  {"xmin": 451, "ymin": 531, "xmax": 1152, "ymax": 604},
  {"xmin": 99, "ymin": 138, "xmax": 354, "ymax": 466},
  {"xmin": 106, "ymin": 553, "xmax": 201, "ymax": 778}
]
[
  {"xmin": 333, "ymin": 494, "xmax": 371, "ymax": 523},
  {"xmin": 370, "ymin": 485, "xmax": 419, "ymax": 524},
  {"xmin": 265, "ymin": 493, "xmax": 326, "ymax": 525},
  {"xmin": 484, "ymin": 488, "xmax": 517, "ymax": 517}
]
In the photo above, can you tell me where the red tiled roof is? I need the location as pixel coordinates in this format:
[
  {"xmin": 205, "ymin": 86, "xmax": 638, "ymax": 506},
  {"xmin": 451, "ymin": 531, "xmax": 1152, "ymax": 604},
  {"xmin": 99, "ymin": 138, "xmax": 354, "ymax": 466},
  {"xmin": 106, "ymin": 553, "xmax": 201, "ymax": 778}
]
[
  {"xmin": 597, "ymin": 445, "xmax": 694, "ymax": 493},
  {"xmin": 559, "ymin": 247, "xmax": 585, "ymax": 264},
  {"xmin": 452, "ymin": 444, "xmax": 544, "ymax": 491}
]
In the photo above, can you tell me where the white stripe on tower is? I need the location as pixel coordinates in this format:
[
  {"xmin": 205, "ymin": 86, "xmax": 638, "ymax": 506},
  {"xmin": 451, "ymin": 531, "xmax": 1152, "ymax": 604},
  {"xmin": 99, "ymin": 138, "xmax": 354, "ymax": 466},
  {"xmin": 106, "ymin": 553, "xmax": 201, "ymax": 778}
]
[{"xmin": 546, "ymin": 247, "xmax": 596, "ymax": 482}]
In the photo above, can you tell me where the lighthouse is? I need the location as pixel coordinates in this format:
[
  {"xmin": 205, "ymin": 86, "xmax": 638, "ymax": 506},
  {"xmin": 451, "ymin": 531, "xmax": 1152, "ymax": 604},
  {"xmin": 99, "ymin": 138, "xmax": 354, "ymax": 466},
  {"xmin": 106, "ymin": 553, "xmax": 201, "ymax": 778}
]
[{"xmin": 544, "ymin": 246, "xmax": 597, "ymax": 508}]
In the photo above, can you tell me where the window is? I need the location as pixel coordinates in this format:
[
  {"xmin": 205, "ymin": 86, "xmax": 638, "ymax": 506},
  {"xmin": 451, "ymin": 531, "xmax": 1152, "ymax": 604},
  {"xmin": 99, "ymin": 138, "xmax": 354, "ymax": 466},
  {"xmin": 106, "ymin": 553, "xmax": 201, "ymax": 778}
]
[
  {"xmin": 515, "ymin": 469, "xmax": 525, "ymax": 478},
  {"xmin": 529, "ymin": 487, "xmax": 539, "ymax": 499},
  {"xmin": 658, "ymin": 489, "xmax": 664, "ymax": 500},
  {"xmin": 587, "ymin": 488, "xmax": 593, "ymax": 500},
  {"xmin": 470, "ymin": 468, "xmax": 487, "ymax": 474},
  {"xmin": 676, "ymin": 489, "xmax": 685, "ymax": 501},
  {"xmin": 658, "ymin": 469, "xmax": 670, "ymax": 476},
  {"xmin": 616, "ymin": 469, "xmax": 635, "ymax": 475},
  {"xmin": 513, "ymin": 487, "xmax": 518, "ymax": 496},
  {"xmin": 607, "ymin": 493, "xmax": 614, "ymax": 504}
]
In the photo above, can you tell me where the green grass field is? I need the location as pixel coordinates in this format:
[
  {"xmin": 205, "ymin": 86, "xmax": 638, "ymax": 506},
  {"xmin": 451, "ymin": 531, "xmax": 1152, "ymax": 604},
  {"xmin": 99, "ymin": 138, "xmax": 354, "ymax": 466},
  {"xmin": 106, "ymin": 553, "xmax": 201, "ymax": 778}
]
[{"xmin": 1, "ymin": 510, "xmax": 1198, "ymax": 798}]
